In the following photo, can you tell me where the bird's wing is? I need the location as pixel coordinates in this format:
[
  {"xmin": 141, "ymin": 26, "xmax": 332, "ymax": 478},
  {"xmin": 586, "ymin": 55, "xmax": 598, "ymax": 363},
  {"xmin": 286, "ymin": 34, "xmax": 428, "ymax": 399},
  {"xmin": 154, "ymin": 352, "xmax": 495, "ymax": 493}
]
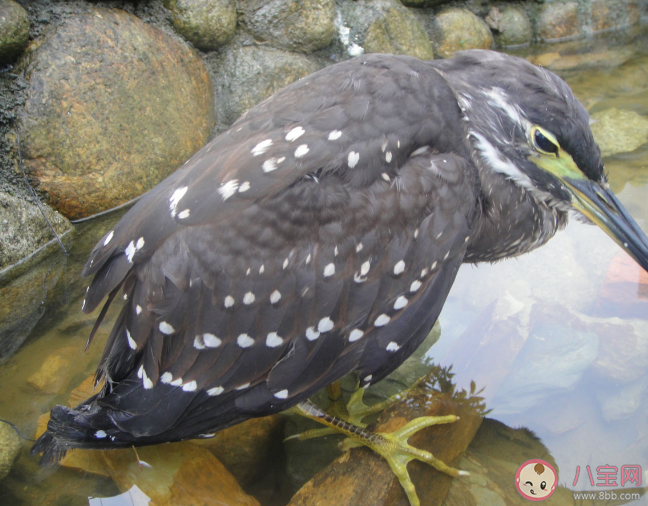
[{"xmin": 78, "ymin": 54, "xmax": 477, "ymax": 440}]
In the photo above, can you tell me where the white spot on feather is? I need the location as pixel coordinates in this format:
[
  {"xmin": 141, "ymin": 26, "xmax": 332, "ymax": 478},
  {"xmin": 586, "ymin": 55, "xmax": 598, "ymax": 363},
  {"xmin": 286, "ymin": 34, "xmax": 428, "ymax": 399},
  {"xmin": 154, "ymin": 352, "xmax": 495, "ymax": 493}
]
[
  {"xmin": 374, "ymin": 314, "xmax": 390, "ymax": 327},
  {"xmin": 386, "ymin": 342, "xmax": 400, "ymax": 352},
  {"xmin": 159, "ymin": 321, "xmax": 175, "ymax": 335},
  {"xmin": 170, "ymin": 378, "xmax": 183, "ymax": 386},
  {"xmin": 306, "ymin": 326, "xmax": 320, "ymax": 341},
  {"xmin": 393, "ymin": 260, "xmax": 405, "ymax": 275},
  {"xmin": 203, "ymin": 333, "xmax": 222, "ymax": 348},
  {"xmin": 103, "ymin": 231, "xmax": 114, "ymax": 246},
  {"xmin": 263, "ymin": 158, "xmax": 279, "ymax": 172},
  {"xmin": 270, "ymin": 290, "xmax": 281, "ymax": 304},
  {"xmin": 142, "ymin": 368, "xmax": 153, "ymax": 390},
  {"xmin": 410, "ymin": 280, "xmax": 422, "ymax": 292},
  {"xmin": 348, "ymin": 151, "xmax": 360, "ymax": 168},
  {"xmin": 236, "ymin": 383, "xmax": 250, "ymax": 390},
  {"xmin": 385, "ymin": 151, "xmax": 392, "ymax": 163},
  {"xmin": 125, "ymin": 241, "xmax": 136, "ymax": 262},
  {"xmin": 294, "ymin": 144, "xmax": 309, "ymax": 158},
  {"xmin": 183, "ymin": 380, "xmax": 197, "ymax": 392},
  {"xmin": 252, "ymin": 139, "xmax": 273, "ymax": 156},
  {"xmin": 394, "ymin": 296, "xmax": 408, "ymax": 310},
  {"xmin": 318, "ymin": 317, "xmax": 334, "ymax": 333},
  {"xmin": 356, "ymin": 243, "xmax": 363, "ymax": 253},
  {"xmin": 328, "ymin": 130, "xmax": 342, "ymax": 140},
  {"xmin": 237, "ymin": 333, "xmax": 254, "ymax": 348},
  {"xmin": 95, "ymin": 430, "xmax": 107, "ymax": 439},
  {"xmin": 286, "ymin": 126, "xmax": 305, "ymax": 141},
  {"xmin": 323, "ymin": 263, "xmax": 335, "ymax": 277},
  {"xmin": 208, "ymin": 386, "xmax": 224, "ymax": 396},
  {"xmin": 349, "ymin": 329, "xmax": 364, "ymax": 342},
  {"xmin": 224, "ymin": 295, "xmax": 235, "ymax": 308},
  {"xmin": 218, "ymin": 179, "xmax": 239, "ymax": 201},
  {"xmin": 126, "ymin": 329, "xmax": 137, "ymax": 350},
  {"xmin": 239, "ymin": 181, "xmax": 251, "ymax": 192},
  {"xmin": 266, "ymin": 332, "xmax": 284, "ymax": 348},
  {"xmin": 274, "ymin": 389, "xmax": 289, "ymax": 399},
  {"xmin": 169, "ymin": 186, "xmax": 188, "ymax": 217},
  {"xmin": 160, "ymin": 372, "xmax": 173, "ymax": 384},
  {"xmin": 178, "ymin": 209, "xmax": 190, "ymax": 219},
  {"xmin": 243, "ymin": 292, "xmax": 255, "ymax": 305}
]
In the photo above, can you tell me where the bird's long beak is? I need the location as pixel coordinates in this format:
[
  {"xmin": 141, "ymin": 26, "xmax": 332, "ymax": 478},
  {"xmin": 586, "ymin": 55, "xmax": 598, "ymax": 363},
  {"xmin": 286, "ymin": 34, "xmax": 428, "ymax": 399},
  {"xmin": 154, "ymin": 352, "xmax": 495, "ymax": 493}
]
[{"xmin": 565, "ymin": 177, "xmax": 648, "ymax": 273}]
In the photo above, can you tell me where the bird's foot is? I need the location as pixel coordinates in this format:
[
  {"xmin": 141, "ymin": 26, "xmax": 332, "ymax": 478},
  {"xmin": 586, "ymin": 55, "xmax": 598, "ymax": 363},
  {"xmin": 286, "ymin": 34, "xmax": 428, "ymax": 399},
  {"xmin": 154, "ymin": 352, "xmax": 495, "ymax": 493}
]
[{"xmin": 294, "ymin": 400, "xmax": 468, "ymax": 506}]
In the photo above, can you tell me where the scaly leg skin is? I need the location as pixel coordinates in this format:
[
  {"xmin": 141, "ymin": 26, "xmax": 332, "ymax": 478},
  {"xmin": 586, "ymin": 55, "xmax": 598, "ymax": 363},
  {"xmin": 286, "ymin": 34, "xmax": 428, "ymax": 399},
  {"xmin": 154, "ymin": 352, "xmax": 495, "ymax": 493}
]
[
  {"xmin": 286, "ymin": 380, "xmax": 413, "ymax": 442},
  {"xmin": 294, "ymin": 399, "xmax": 469, "ymax": 506}
]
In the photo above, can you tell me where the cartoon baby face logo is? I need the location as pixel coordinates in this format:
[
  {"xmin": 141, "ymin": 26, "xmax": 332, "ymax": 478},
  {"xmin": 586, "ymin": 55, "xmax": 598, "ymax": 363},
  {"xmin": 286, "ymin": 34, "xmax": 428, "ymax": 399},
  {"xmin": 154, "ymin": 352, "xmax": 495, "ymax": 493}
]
[{"xmin": 515, "ymin": 459, "xmax": 558, "ymax": 501}]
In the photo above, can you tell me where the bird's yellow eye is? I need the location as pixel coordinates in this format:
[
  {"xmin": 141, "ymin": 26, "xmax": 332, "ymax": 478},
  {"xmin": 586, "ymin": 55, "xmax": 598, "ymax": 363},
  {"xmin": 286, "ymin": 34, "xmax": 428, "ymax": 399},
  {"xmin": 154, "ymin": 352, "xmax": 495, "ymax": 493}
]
[{"xmin": 531, "ymin": 126, "xmax": 559, "ymax": 156}]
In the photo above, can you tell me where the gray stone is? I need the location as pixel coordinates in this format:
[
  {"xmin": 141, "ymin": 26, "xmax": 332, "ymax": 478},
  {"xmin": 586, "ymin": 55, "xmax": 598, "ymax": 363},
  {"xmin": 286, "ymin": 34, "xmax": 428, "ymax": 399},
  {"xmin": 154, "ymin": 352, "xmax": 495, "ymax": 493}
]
[
  {"xmin": 212, "ymin": 42, "xmax": 320, "ymax": 129},
  {"xmin": 589, "ymin": 108, "xmax": 648, "ymax": 157},
  {"xmin": 0, "ymin": 421, "xmax": 20, "ymax": 480},
  {"xmin": 164, "ymin": 0, "xmax": 237, "ymax": 51},
  {"xmin": 238, "ymin": 0, "xmax": 336, "ymax": 54},
  {"xmin": 486, "ymin": 6, "xmax": 532, "ymax": 47},
  {"xmin": 428, "ymin": 7, "xmax": 493, "ymax": 58},
  {"xmin": 537, "ymin": 2, "xmax": 580, "ymax": 42},
  {"xmin": 336, "ymin": 0, "xmax": 433, "ymax": 60},
  {"xmin": 0, "ymin": 191, "xmax": 71, "ymax": 270},
  {"xmin": 16, "ymin": 8, "xmax": 214, "ymax": 220},
  {"xmin": 0, "ymin": 0, "xmax": 30, "ymax": 65}
]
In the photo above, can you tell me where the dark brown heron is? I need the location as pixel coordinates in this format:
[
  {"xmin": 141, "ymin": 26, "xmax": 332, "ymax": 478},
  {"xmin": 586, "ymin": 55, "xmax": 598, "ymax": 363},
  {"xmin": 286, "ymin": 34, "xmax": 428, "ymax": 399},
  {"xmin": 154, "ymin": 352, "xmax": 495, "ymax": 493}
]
[{"xmin": 33, "ymin": 50, "xmax": 648, "ymax": 505}]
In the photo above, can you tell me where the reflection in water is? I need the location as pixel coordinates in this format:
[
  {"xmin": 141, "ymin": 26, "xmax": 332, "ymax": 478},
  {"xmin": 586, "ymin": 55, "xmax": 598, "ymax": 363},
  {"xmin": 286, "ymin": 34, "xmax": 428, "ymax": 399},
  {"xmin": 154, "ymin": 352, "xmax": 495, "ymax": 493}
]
[
  {"xmin": 1, "ymin": 38, "xmax": 648, "ymax": 506},
  {"xmin": 89, "ymin": 485, "xmax": 151, "ymax": 506}
]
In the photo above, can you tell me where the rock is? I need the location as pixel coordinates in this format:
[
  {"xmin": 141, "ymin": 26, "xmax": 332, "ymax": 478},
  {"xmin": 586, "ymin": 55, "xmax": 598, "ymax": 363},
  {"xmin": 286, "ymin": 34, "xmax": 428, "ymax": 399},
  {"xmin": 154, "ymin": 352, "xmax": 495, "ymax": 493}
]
[
  {"xmin": 596, "ymin": 374, "xmax": 648, "ymax": 422},
  {"xmin": 164, "ymin": 0, "xmax": 237, "ymax": 51},
  {"xmin": 444, "ymin": 419, "xmax": 574, "ymax": 505},
  {"xmin": 0, "ymin": 0, "xmax": 30, "ymax": 64},
  {"xmin": 212, "ymin": 42, "xmax": 320, "ymax": 129},
  {"xmin": 590, "ymin": 0, "xmax": 640, "ymax": 33},
  {"xmin": 26, "ymin": 345, "xmax": 84, "ymax": 394},
  {"xmin": 288, "ymin": 367, "xmax": 485, "ymax": 506},
  {"xmin": 195, "ymin": 414, "xmax": 284, "ymax": 487},
  {"xmin": 593, "ymin": 251, "xmax": 648, "ymax": 319},
  {"xmin": 430, "ymin": 8, "xmax": 493, "ymax": 59},
  {"xmin": 490, "ymin": 307, "xmax": 599, "ymax": 415},
  {"xmin": 400, "ymin": 0, "xmax": 446, "ymax": 6},
  {"xmin": 589, "ymin": 108, "xmax": 648, "ymax": 157},
  {"xmin": 0, "ymin": 191, "xmax": 71, "ymax": 270},
  {"xmin": 0, "ymin": 421, "xmax": 20, "ymax": 480},
  {"xmin": 102, "ymin": 442, "xmax": 260, "ymax": 506},
  {"xmin": 337, "ymin": 0, "xmax": 433, "ymax": 60},
  {"xmin": 17, "ymin": 8, "xmax": 214, "ymax": 220},
  {"xmin": 239, "ymin": 0, "xmax": 336, "ymax": 54},
  {"xmin": 537, "ymin": 2, "xmax": 579, "ymax": 42},
  {"xmin": 486, "ymin": 6, "xmax": 532, "ymax": 47}
]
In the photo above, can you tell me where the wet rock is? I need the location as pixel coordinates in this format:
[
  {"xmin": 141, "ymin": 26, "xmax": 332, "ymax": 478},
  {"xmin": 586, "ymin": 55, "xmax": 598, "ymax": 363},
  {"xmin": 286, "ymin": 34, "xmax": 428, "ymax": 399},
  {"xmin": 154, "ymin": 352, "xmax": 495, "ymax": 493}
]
[
  {"xmin": 429, "ymin": 8, "xmax": 493, "ymax": 58},
  {"xmin": 239, "ymin": 0, "xmax": 336, "ymax": 54},
  {"xmin": 337, "ymin": 0, "xmax": 433, "ymax": 60},
  {"xmin": 0, "ymin": 421, "xmax": 20, "ymax": 480},
  {"xmin": 444, "ymin": 419, "xmax": 574, "ymax": 505},
  {"xmin": 486, "ymin": 6, "xmax": 532, "ymax": 47},
  {"xmin": 590, "ymin": 0, "xmax": 640, "ymax": 33},
  {"xmin": 212, "ymin": 42, "xmax": 319, "ymax": 128},
  {"xmin": 102, "ymin": 442, "xmax": 260, "ymax": 506},
  {"xmin": 287, "ymin": 368, "xmax": 485, "ymax": 506},
  {"xmin": 593, "ymin": 251, "xmax": 648, "ymax": 319},
  {"xmin": 17, "ymin": 9, "xmax": 214, "ymax": 220},
  {"xmin": 195, "ymin": 414, "xmax": 284, "ymax": 488},
  {"xmin": 490, "ymin": 307, "xmax": 599, "ymax": 415},
  {"xmin": 537, "ymin": 2, "xmax": 579, "ymax": 42},
  {"xmin": 596, "ymin": 374, "xmax": 648, "ymax": 422},
  {"xmin": 589, "ymin": 108, "xmax": 648, "ymax": 157},
  {"xmin": 0, "ymin": 191, "xmax": 71, "ymax": 270},
  {"xmin": 26, "ymin": 345, "xmax": 84, "ymax": 394},
  {"xmin": 0, "ymin": 0, "xmax": 30, "ymax": 64},
  {"xmin": 591, "ymin": 317, "xmax": 648, "ymax": 384},
  {"xmin": 400, "ymin": 0, "xmax": 447, "ymax": 6},
  {"xmin": 164, "ymin": 0, "xmax": 237, "ymax": 51},
  {"xmin": 283, "ymin": 325, "xmax": 441, "ymax": 493}
]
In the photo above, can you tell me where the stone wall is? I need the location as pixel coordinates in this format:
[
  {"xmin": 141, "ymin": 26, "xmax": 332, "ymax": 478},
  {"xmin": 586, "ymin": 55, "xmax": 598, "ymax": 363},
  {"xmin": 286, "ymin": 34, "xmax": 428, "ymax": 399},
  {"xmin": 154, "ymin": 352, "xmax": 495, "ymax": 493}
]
[{"xmin": 0, "ymin": 0, "xmax": 647, "ymax": 272}]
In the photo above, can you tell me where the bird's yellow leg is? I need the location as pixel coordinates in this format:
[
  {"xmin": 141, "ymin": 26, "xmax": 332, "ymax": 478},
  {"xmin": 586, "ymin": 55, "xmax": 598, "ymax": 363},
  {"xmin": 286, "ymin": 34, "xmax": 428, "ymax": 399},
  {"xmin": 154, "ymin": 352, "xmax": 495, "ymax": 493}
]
[{"xmin": 294, "ymin": 399, "xmax": 468, "ymax": 506}]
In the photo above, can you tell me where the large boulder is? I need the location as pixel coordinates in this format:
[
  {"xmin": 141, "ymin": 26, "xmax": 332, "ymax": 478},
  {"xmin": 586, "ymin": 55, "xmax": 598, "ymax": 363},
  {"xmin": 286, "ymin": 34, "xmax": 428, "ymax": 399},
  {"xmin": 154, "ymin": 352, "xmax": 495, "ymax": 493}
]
[{"xmin": 17, "ymin": 8, "xmax": 214, "ymax": 220}]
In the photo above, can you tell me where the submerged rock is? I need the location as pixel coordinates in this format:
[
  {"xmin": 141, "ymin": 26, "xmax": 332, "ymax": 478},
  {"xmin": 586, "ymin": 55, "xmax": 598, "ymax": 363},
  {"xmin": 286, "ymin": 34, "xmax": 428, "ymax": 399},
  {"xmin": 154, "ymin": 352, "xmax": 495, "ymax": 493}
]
[
  {"xmin": 26, "ymin": 345, "xmax": 85, "ymax": 394},
  {"xmin": 537, "ymin": 2, "xmax": 579, "ymax": 42},
  {"xmin": 0, "ymin": 0, "xmax": 30, "ymax": 64},
  {"xmin": 17, "ymin": 8, "xmax": 214, "ymax": 220},
  {"xmin": 238, "ymin": 0, "xmax": 336, "ymax": 54},
  {"xmin": 0, "ymin": 421, "xmax": 20, "ymax": 480},
  {"xmin": 164, "ymin": 0, "xmax": 237, "ymax": 51},
  {"xmin": 486, "ymin": 5, "xmax": 532, "ymax": 47}
]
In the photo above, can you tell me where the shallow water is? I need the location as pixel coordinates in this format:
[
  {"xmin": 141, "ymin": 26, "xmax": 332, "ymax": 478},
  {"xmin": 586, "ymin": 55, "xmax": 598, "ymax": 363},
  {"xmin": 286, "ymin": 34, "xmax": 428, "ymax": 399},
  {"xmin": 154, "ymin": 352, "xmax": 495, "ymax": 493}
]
[{"xmin": 1, "ymin": 43, "xmax": 648, "ymax": 506}]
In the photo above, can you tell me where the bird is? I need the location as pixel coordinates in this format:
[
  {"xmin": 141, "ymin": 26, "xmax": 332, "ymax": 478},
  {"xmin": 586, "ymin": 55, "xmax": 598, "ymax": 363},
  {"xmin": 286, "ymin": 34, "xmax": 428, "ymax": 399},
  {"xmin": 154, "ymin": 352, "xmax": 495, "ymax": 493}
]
[{"xmin": 33, "ymin": 49, "xmax": 648, "ymax": 504}]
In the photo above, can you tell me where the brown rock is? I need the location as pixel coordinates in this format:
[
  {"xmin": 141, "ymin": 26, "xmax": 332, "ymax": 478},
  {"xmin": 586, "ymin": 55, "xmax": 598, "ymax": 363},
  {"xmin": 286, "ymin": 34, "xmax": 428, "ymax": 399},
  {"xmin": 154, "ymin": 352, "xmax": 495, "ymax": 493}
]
[
  {"xmin": 17, "ymin": 9, "xmax": 214, "ymax": 220},
  {"xmin": 288, "ymin": 367, "xmax": 485, "ymax": 506},
  {"xmin": 102, "ymin": 442, "xmax": 260, "ymax": 506},
  {"xmin": 26, "ymin": 345, "xmax": 84, "ymax": 394},
  {"xmin": 590, "ymin": 0, "xmax": 640, "ymax": 33},
  {"xmin": 537, "ymin": 2, "xmax": 579, "ymax": 41},
  {"xmin": 195, "ymin": 414, "xmax": 284, "ymax": 487},
  {"xmin": 431, "ymin": 8, "xmax": 493, "ymax": 59}
]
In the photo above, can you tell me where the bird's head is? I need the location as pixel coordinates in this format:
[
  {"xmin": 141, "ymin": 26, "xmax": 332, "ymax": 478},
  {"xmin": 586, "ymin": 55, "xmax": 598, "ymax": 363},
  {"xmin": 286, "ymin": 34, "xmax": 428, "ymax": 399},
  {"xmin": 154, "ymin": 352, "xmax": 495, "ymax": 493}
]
[{"xmin": 436, "ymin": 49, "xmax": 648, "ymax": 272}]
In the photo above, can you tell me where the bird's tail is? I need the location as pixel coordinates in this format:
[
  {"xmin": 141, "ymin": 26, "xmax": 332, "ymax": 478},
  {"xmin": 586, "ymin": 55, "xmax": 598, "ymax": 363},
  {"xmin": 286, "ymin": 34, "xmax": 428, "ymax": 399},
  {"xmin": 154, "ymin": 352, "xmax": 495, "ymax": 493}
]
[{"xmin": 31, "ymin": 400, "xmax": 132, "ymax": 465}]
